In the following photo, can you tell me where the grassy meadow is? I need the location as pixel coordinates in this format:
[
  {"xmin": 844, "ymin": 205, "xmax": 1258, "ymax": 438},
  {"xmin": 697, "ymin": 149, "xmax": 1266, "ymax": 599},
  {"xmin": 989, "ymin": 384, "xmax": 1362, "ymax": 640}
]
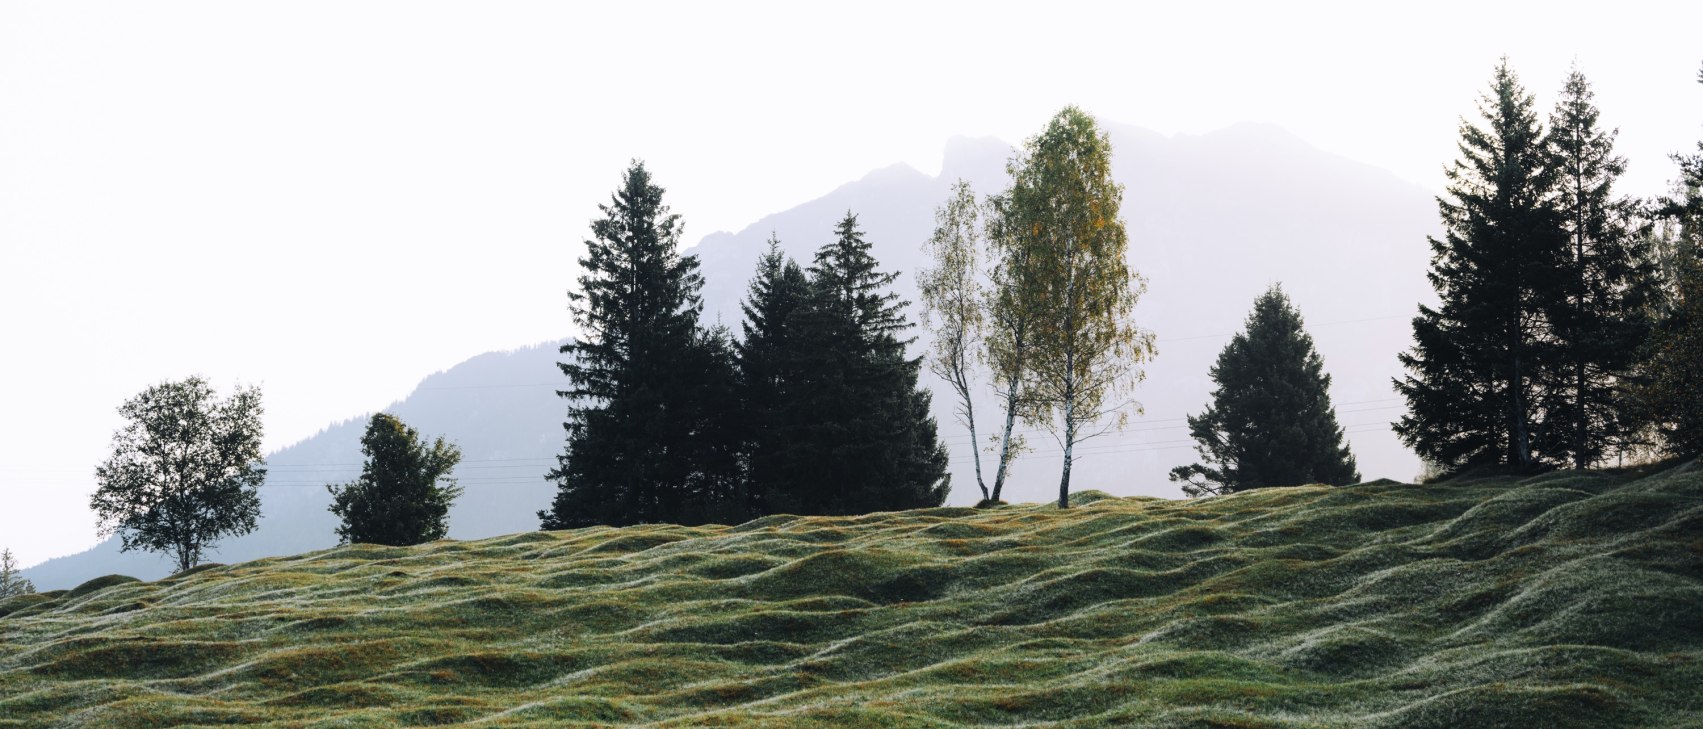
[{"xmin": 2, "ymin": 462, "xmax": 1701, "ymax": 727}]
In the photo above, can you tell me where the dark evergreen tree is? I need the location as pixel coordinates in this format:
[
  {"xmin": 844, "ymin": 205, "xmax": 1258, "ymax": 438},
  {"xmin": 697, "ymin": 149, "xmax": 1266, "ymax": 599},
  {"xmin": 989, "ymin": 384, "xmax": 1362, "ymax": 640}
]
[
  {"xmin": 0, "ymin": 548, "xmax": 35, "ymax": 599},
  {"xmin": 1634, "ymin": 261, "xmax": 1703, "ymax": 456},
  {"xmin": 1634, "ymin": 62, "xmax": 1703, "ymax": 457},
  {"xmin": 1170, "ymin": 285, "xmax": 1358, "ymax": 496},
  {"xmin": 1395, "ymin": 60, "xmax": 1567, "ymax": 472},
  {"xmin": 327, "ymin": 413, "xmax": 462, "ymax": 546},
  {"xmin": 768, "ymin": 213, "xmax": 949, "ymax": 515},
  {"xmin": 1538, "ymin": 69, "xmax": 1657, "ymax": 467},
  {"xmin": 734, "ymin": 237, "xmax": 811, "ymax": 515},
  {"xmin": 540, "ymin": 161, "xmax": 743, "ymax": 529}
]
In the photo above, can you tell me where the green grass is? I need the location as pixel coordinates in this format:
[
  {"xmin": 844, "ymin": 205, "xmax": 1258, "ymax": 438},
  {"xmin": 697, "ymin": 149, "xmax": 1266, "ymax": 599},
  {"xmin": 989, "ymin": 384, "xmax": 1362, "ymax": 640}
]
[{"xmin": 3, "ymin": 462, "xmax": 1701, "ymax": 727}]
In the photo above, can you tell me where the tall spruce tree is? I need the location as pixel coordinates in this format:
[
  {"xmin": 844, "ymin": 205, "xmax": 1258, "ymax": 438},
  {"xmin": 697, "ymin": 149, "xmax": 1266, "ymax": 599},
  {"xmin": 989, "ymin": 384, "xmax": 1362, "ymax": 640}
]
[
  {"xmin": 772, "ymin": 213, "xmax": 950, "ymax": 515},
  {"xmin": 735, "ymin": 237, "xmax": 811, "ymax": 515},
  {"xmin": 540, "ymin": 161, "xmax": 743, "ymax": 529},
  {"xmin": 1634, "ymin": 62, "xmax": 1703, "ymax": 456},
  {"xmin": 1170, "ymin": 285, "xmax": 1358, "ymax": 497},
  {"xmin": 1539, "ymin": 69, "xmax": 1657, "ymax": 467},
  {"xmin": 1395, "ymin": 60, "xmax": 1566, "ymax": 472}
]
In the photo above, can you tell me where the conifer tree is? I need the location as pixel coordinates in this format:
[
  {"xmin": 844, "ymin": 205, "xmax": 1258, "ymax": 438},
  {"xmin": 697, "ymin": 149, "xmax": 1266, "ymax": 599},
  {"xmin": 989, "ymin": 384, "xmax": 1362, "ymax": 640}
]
[
  {"xmin": 1539, "ymin": 69, "xmax": 1657, "ymax": 467},
  {"xmin": 0, "ymin": 548, "xmax": 34, "ymax": 599},
  {"xmin": 735, "ymin": 237, "xmax": 811, "ymax": 515},
  {"xmin": 1635, "ymin": 261, "xmax": 1703, "ymax": 456},
  {"xmin": 1634, "ymin": 62, "xmax": 1703, "ymax": 457},
  {"xmin": 1170, "ymin": 286, "xmax": 1358, "ymax": 497},
  {"xmin": 327, "ymin": 413, "xmax": 462, "ymax": 546},
  {"xmin": 774, "ymin": 213, "xmax": 949, "ymax": 515},
  {"xmin": 540, "ymin": 161, "xmax": 742, "ymax": 529},
  {"xmin": 1395, "ymin": 60, "xmax": 1566, "ymax": 472}
]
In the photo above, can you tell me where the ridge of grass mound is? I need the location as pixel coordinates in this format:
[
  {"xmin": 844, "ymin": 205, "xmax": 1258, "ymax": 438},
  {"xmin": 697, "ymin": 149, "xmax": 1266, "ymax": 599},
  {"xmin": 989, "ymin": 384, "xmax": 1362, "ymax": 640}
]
[{"xmin": 2, "ymin": 464, "xmax": 1700, "ymax": 727}]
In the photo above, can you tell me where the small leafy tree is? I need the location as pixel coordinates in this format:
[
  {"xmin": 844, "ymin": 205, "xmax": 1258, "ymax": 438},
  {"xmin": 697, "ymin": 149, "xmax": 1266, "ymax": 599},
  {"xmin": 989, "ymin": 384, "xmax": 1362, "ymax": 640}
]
[
  {"xmin": 92, "ymin": 377, "xmax": 265, "ymax": 573},
  {"xmin": 919, "ymin": 179, "xmax": 992, "ymax": 502},
  {"xmin": 327, "ymin": 413, "xmax": 463, "ymax": 546},
  {"xmin": 982, "ymin": 186, "xmax": 1045, "ymax": 503},
  {"xmin": 0, "ymin": 548, "xmax": 35, "ymax": 599},
  {"xmin": 1170, "ymin": 286, "xmax": 1359, "ymax": 496},
  {"xmin": 1633, "ymin": 260, "xmax": 1703, "ymax": 456}
]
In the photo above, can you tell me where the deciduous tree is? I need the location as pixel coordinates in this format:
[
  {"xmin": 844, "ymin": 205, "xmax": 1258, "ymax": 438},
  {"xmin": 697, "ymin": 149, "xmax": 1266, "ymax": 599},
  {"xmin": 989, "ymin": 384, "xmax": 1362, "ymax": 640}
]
[
  {"xmin": 92, "ymin": 377, "xmax": 265, "ymax": 573},
  {"xmin": 920, "ymin": 180, "xmax": 992, "ymax": 502},
  {"xmin": 1008, "ymin": 106, "xmax": 1155, "ymax": 508}
]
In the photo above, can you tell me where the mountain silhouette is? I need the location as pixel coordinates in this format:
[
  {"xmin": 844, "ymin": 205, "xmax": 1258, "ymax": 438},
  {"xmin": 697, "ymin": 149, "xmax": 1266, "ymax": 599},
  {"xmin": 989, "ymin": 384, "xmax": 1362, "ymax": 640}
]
[{"xmin": 25, "ymin": 122, "xmax": 1436, "ymax": 589}]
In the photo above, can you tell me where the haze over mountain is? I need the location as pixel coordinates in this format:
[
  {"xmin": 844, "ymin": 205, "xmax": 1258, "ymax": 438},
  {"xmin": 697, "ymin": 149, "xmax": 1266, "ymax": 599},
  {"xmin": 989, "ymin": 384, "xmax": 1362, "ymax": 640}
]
[{"xmin": 24, "ymin": 122, "xmax": 1437, "ymax": 589}]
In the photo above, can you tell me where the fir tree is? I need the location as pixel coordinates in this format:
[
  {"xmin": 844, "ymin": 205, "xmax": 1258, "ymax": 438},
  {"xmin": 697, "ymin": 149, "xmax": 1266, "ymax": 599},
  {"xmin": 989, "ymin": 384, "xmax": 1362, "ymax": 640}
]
[
  {"xmin": 1634, "ymin": 261, "xmax": 1703, "ymax": 457},
  {"xmin": 1395, "ymin": 60, "xmax": 1566, "ymax": 472},
  {"xmin": 0, "ymin": 548, "xmax": 34, "ymax": 599},
  {"xmin": 1539, "ymin": 68, "xmax": 1657, "ymax": 467},
  {"xmin": 327, "ymin": 413, "xmax": 462, "ymax": 546},
  {"xmin": 735, "ymin": 237, "xmax": 811, "ymax": 515},
  {"xmin": 540, "ymin": 161, "xmax": 742, "ymax": 529},
  {"xmin": 1634, "ymin": 62, "xmax": 1703, "ymax": 457},
  {"xmin": 1170, "ymin": 285, "xmax": 1358, "ymax": 496},
  {"xmin": 772, "ymin": 213, "xmax": 949, "ymax": 515}
]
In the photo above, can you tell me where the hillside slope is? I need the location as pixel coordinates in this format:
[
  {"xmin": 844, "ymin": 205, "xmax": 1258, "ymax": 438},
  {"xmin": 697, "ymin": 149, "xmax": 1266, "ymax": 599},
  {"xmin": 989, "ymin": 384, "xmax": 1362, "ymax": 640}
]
[
  {"xmin": 4, "ymin": 464, "xmax": 1699, "ymax": 728},
  {"xmin": 24, "ymin": 122, "xmax": 1438, "ymax": 589}
]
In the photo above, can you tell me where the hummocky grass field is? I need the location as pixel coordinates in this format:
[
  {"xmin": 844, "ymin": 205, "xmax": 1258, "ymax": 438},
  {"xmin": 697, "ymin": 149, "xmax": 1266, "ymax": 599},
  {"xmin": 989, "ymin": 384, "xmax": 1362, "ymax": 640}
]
[{"xmin": 3, "ymin": 463, "xmax": 1701, "ymax": 728}]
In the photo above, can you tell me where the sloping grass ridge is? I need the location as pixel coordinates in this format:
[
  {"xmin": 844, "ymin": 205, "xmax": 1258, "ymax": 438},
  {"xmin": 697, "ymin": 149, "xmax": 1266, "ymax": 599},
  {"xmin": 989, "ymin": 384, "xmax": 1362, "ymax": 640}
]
[{"xmin": 3, "ymin": 463, "xmax": 1701, "ymax": 727}]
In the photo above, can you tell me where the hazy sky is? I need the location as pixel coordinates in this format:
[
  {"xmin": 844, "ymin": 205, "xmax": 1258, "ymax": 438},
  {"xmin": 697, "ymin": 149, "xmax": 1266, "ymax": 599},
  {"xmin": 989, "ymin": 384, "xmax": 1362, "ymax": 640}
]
[{"xmin": 3, "ymin": 1, "xmax": 1700, "ymax": 568}]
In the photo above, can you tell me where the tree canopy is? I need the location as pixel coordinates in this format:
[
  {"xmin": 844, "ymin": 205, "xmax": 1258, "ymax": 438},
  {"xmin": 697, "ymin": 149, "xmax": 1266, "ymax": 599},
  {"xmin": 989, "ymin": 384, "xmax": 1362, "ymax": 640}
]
[
  {"xmin": 328, "ymin": 413, "xmax": 463, "ymax": 546},
  {"xmin": 1006, "ymin": 106, "xmax": 1154, "ymax": 508},
  {"xmin": 91, "ymin": 377, "xmax": 265, "ymax": 573},
  {"xmin": 541, "ymin": 161, "xmax": 743, "ymax": 530},
  {"xmin": 1171, "ymin": 285, "xmax": 1358, "ymax": 496},
  {"xmin": 764, "ymin": 213, "xmax": 950, "ymax": 515},
  {"xmin": 1395, "ymin": 60, "xmax": 1565, "ymax": 472}
]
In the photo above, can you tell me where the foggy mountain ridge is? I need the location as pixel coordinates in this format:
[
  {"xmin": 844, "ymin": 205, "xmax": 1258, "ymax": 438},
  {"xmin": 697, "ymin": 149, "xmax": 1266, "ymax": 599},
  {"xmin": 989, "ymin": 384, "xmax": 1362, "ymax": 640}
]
[{"xmin": 23, "ymin": 122, "xmax": 1438, "ymax": 589}]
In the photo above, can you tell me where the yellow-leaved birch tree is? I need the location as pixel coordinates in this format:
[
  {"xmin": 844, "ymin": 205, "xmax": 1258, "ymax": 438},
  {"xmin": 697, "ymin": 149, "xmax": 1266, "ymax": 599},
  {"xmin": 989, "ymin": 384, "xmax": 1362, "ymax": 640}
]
[{"xmin": 1008, "ymin": 106, "xmax": 1155, "ymax": 508}]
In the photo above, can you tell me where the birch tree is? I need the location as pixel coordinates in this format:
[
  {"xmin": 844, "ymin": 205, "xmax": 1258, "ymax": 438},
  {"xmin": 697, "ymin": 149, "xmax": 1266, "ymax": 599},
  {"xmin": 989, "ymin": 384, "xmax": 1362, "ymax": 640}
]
[
  {"xmin": 920, "ymin": 180, "xmax": 993, "ymax": 502},
  {"xmin": 1009, "ymin": 106, "xmax": 1155, "ymax": 508}
]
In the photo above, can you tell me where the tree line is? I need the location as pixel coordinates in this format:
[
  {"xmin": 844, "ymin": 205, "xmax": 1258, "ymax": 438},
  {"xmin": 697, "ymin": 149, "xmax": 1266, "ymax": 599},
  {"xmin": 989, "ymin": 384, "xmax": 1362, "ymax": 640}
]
[
  {"xmin": 1396, "ymin": 60, "xmax": 1703, "ymax": 474},
  {"xmin": 536, "ymin": 165, "xmax": 949, "ymax": 528},
  {"xmin": 54, "ymin": 61, "xmax": 1703, "ymax": 576}
]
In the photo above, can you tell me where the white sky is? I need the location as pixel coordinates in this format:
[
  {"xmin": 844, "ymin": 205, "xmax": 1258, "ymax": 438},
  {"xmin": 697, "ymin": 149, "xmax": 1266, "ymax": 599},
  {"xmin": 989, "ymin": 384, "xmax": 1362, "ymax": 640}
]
[{"xmin": 3, "ymin": 1, "xmax": 1700, "ymax": 568}]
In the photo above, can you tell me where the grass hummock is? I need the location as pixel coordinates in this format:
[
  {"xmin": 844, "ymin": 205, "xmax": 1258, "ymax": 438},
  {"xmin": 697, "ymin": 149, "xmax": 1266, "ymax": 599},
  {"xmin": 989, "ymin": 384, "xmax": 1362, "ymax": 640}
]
[{"xmin": 2, "ymin": 462, "xmax": 1700, "ymax": 727}]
